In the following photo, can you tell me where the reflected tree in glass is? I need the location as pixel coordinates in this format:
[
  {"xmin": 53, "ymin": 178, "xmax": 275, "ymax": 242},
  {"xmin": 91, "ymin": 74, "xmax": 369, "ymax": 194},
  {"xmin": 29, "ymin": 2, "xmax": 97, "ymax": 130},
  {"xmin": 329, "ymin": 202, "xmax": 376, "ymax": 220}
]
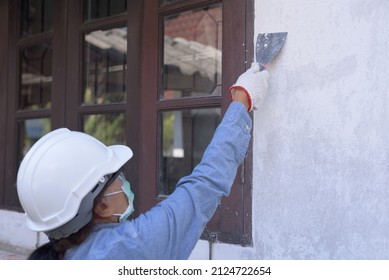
[
  {"xmin": 18, "ymin": 118, "xmax": 51, "ymax": 164},
  {"xmin": 83, "ymin": 113, "xmax": 125, "ymax": 146},
  {"xmin": 160, "ymin": 108, "xmax": 221, "ymax": 195}
]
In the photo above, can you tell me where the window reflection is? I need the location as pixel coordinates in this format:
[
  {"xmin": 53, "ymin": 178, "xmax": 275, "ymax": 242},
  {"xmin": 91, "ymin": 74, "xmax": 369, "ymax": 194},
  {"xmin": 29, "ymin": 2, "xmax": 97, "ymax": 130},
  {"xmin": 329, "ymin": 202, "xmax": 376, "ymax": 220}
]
[
  {"xmin": 18, "ymin": 118, "xmax": 51, "ymax": 163},
  {"xmin": 21, "ymin": 0, "xmax": 53, "ymax": 37},
  {"xmin": 160, "ymin": 108, "xmax": 221, "ymax": 195},
  {"xmin": 161, "ymin": 0, "xmax": 186, "ymax": 5},
  {"xmin": 162, "ymin": 4, "xmax": 222, "ymax": 100},
  {"xmin": 83, "ymin": 113, "xmax": 125, "ymax": 146},
  {"xmin": 83, "ymin": 27, "xmax": 127, "ymax": 105},
  {"xmin": 83, "ymin": 0, "xmax": 127, "ymax": 21},
  {"xmin": 20, "ymin": 44, "xmax": 52, "ymax": 110}
]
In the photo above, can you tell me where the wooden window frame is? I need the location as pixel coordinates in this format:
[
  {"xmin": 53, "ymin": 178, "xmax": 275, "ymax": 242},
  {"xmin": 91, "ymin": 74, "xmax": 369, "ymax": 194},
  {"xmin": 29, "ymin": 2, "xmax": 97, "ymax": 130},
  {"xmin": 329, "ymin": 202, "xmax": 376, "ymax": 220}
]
[
  {"xmin": 65, "ymin": 0, "xmax": 143, "ymax": 207},
  {"xmin": 1, "ymin": 0, "xmax": 254, "ymax": 246},
  {"xmin": 140, "ymin": 0, "xmax": 254, "ymax": 246},
  {"xmin": 0, "ymin": 0, "xmax": 9, "ymax": 209},
  {"xmin": 3, "ymin": 0, "xmax": 67, "ymax": 210}
]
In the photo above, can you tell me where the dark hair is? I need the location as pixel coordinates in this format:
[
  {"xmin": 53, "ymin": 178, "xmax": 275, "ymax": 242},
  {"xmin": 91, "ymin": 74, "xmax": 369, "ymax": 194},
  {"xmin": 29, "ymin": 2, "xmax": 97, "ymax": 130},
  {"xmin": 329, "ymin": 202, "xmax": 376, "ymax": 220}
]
[
  {"xmin": 28, "ymin": 222, "xmax": 95, "ymax": 260},
  {"xmin": 28, "ymin": 240, "xmax": 59, "ymax": 260}
]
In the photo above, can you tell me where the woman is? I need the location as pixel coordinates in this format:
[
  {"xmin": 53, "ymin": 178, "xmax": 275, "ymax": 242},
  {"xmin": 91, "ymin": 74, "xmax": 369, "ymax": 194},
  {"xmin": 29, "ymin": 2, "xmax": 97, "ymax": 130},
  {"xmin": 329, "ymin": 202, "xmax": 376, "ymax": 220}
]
[{"xmin": 18, "ymin": 64, "xmax": 269, "ymax": 259}]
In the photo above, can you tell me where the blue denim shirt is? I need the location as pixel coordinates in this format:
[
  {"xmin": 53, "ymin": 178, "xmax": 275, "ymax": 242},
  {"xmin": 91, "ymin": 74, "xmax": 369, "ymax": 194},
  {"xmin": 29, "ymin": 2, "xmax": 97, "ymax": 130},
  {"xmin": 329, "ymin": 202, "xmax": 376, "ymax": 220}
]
[{"xmin": 65, "ymin": 102, "xmax": 252, "ymax": 260}]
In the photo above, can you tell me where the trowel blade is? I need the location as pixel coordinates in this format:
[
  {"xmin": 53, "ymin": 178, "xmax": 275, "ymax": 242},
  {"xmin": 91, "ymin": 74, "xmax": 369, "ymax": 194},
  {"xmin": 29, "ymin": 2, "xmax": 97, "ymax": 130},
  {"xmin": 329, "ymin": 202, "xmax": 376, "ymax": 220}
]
[{"xmin": 256, "ymin": 32, "xmax": 288, "ymax": 71}]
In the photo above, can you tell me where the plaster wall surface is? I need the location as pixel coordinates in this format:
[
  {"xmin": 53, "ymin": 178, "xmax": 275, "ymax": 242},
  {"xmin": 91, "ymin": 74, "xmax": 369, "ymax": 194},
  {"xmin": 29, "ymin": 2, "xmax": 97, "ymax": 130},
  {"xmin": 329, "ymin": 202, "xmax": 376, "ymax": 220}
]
[
  {"xmin": 242, "ymin": 0, "xmax": 389, "ymax": 259},
  {"xmin": 0, "ymin": 209, "xmax": 41, "ymax": 256}
]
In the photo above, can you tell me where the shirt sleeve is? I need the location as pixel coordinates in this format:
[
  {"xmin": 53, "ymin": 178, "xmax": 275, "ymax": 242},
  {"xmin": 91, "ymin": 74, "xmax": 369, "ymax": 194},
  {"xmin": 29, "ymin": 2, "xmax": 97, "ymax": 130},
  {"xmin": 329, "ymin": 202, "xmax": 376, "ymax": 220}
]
[{"xmin": 132, "ymin": 101, "xmax": 252, "ymax": 259}]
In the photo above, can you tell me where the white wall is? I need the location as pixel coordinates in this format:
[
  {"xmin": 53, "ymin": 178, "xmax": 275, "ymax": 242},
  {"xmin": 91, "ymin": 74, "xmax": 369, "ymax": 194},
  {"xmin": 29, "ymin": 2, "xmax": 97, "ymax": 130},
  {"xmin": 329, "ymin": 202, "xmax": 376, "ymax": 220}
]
[
  {"xmin": 194, "ymin": 0, "xmax": 389, "ymax": 260},
  {"xmin": 241, "ymin": 0, "xmax": 389, "ymax": 259},
  {"xmin": 0, "ymin": 209, "xmax": 47, "ymax": 256}
]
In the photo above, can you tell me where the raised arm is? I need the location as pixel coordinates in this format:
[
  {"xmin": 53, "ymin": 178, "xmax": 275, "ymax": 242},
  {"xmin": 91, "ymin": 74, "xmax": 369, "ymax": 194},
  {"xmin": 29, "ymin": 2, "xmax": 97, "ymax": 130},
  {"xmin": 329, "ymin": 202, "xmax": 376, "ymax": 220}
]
[{"xmin": 132, "ymin": 65, "xmax": 269, "ymax": 259}]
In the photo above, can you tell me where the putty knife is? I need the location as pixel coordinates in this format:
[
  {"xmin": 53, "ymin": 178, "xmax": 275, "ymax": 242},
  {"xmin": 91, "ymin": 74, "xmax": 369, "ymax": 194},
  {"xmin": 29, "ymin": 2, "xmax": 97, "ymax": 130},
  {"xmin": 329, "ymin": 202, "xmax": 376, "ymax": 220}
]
[{"xmin": 256, "ymin": 32, "xmax": 288, "ymax": 71}]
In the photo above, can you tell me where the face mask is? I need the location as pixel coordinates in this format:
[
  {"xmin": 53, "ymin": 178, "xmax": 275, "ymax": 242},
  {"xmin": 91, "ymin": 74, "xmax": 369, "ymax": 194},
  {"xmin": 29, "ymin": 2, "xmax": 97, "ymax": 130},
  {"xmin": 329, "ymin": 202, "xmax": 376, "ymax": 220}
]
[{"xmin": 103, "ymin": 174, "xmax": 135, "ymax": 223}]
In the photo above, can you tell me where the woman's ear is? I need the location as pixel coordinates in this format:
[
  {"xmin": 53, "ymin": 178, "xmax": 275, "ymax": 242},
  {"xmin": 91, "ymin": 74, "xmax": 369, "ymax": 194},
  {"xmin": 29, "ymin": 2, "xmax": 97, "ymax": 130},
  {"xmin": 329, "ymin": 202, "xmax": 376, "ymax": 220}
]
[{"xmin": 93, "ymin": 198, "xmax": 113, "ymax": 218}]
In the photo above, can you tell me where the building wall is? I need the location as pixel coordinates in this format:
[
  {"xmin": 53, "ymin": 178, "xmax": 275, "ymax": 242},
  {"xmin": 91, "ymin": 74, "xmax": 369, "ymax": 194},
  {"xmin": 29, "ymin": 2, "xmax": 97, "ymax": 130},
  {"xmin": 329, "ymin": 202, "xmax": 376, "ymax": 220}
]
[
  {"xmin": 252, "ymin": 0, "xmax": 389, "ymax": 260},
  {"xmin": 2, "ymin": 0, "xmax": 389, "ymax": 260},
  {"xmin": 208, "ymin": 0, "xmax": 389, "ymax": 259},
  {"xmin": 0, "ymin": 210, "xmax": 46, "ymax": 255}
]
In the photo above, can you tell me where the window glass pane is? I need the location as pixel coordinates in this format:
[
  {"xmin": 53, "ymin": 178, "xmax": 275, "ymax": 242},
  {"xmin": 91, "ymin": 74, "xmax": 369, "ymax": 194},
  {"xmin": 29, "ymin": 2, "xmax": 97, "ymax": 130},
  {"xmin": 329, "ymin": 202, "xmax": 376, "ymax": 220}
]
[
  {"xmin": 83, "ymin": 27, "xmax": 127, "ymax": 105},
  {"xmin": 161, "ymin": 0, "xmax": 186, "ymax": 5},
  {"xmin": 162, "ymin": 4, "xmax": 222, "ymax": 100},
  {"xmin": 83, "ymin": 0, "xmax": 127, "ymax": 21},
  {"xmin": 159, "ymin": 108, "xmax": 221, "ymax": 195},
  {"xmin": 18, "ymin": 118, "xmax": 51, "ymax": 164},
  {"xmin": 21, "ymin": 0, "xmax": 53, "ymax": 37},
  {"xmin": 83, "ymin": 113, "xmax": 125, "ymax": 145},
  {"xmin": 20, "ymin": 43, "xmax": 52, "ymax": 110}
]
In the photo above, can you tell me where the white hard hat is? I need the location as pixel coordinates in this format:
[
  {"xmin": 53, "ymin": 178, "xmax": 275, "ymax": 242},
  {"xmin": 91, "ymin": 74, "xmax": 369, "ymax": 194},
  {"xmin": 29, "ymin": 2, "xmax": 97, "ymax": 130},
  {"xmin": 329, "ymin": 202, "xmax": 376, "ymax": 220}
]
[{"xmin": 17, "ymin": 128, "xmax": 133, "ymax": 239}]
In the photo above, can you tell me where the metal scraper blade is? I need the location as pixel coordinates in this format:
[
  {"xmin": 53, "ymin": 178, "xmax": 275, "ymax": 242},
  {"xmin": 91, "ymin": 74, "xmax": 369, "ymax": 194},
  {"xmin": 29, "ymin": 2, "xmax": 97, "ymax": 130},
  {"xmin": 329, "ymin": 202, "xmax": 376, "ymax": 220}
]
[{"xmin": 256, "ymin": 32, "xmax": 288, "ymax": 71}]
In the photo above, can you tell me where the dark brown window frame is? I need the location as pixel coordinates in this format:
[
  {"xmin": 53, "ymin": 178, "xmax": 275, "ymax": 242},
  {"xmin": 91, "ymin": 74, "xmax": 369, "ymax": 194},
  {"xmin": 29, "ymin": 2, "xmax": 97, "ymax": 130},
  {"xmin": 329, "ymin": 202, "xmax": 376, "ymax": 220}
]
[
  {"xmin": 1, "ymin": 0, "xmax": 254, "ymax": 246},
  {"xmin": 0, "ymin": 0, "xmax": 9, "ymax": 209},
  {"xmin": 140, "ymin": 0, "xmax": 254, "ymax": 246},
  {"xmin": 3, "ymin": 0, "xmax": 67, "ymax": 210},
  {"xmin": 65, "ymin": 0, "xmax": 142, "ymax": 207}
]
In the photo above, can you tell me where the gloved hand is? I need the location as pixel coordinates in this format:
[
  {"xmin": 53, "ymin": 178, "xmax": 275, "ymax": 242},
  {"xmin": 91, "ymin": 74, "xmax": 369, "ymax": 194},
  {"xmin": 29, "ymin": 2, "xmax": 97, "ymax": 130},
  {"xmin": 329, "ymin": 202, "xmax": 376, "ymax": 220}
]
[{"xmin": 229, "ymin": 63, "xmax": 269, "ymax": 112}]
